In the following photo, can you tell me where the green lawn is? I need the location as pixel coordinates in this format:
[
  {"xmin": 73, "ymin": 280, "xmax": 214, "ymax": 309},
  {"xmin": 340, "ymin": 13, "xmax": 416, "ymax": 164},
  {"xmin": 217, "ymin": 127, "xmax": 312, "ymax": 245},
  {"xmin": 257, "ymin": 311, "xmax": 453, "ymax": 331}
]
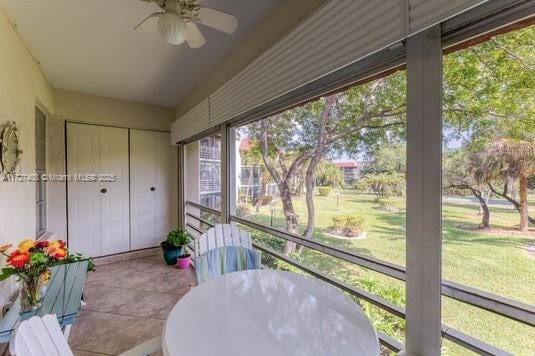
[{"xmin": 240, "ymin": 190, "xmax": 535, "ymax": 355}]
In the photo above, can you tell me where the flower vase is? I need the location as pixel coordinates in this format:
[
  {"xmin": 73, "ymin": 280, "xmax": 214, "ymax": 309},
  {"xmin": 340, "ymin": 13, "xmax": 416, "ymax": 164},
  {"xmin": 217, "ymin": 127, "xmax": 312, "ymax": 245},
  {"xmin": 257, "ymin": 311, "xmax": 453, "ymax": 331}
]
[{"xmin": 20, "ymin": 276, "xmax": 45, "ymax": 313}]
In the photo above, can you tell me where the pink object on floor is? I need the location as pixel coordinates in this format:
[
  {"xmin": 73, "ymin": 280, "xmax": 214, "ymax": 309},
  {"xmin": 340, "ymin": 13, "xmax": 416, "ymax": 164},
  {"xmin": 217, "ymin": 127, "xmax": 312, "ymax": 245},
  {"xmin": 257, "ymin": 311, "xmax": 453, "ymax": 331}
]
[{"xmin": 177, "ymin": 255, "xmax": 191, "ymax": 269}]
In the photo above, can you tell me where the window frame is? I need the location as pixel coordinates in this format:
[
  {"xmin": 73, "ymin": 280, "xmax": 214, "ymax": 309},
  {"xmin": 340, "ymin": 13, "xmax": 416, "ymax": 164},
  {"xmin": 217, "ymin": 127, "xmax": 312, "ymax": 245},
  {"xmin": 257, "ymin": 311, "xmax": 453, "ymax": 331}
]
[
  {"xmin": 177, "ymin": 2, "xmax": 535, "ymax": 353},
  {"xmin": 35, "ymin": 106, "xmax": 47, "ymax": 238}
]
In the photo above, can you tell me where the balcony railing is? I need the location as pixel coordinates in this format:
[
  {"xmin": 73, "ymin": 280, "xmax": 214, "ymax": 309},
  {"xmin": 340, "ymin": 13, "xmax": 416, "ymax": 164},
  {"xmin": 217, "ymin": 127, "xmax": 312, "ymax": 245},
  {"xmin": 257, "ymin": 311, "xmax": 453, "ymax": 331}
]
[
  {"xmin": 183, "ymin": 201, "xmax": 533, "ymax": 355},
  {"xmin": 200, "ymin": 146, "xmax": 220, "ymax": 161},
  {"xmin": 200, "ymin": 180, "xmax": 220, "ymax": 193},
  {"xmin": 240, "ymin": 177, "xmax": 262, "ymax": 187}
]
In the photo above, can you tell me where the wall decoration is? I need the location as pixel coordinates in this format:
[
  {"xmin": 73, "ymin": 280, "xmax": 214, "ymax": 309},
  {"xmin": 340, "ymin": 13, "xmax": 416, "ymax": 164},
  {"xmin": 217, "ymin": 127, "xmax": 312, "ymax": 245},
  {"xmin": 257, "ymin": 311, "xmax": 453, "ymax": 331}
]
[{"xmin": 0, "ymin": 121, "xmax": 23, "ymax": 175}]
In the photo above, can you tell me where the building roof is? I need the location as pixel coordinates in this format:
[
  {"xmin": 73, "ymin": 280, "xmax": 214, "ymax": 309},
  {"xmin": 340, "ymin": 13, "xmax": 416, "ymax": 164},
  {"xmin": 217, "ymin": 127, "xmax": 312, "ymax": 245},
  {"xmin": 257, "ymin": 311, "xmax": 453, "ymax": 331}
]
[{"xmin": 239, "ymin": 138, "xmax": 255, "ymax": 151}]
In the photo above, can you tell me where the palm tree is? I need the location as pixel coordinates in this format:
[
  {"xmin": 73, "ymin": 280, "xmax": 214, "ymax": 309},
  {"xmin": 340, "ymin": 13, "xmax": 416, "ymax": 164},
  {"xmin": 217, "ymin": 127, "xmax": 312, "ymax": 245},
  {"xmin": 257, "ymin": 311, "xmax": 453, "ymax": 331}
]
[{"xmin": 472, "ymin": 139, "xmax": 535, "ymax": 232}]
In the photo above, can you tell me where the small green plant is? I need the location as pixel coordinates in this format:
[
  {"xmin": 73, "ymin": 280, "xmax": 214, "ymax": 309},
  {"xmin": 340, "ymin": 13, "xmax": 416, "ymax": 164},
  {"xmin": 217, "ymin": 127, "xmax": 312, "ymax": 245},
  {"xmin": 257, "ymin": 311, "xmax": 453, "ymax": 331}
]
[
  {"xmin": 332, "ymin": 215, "xmax": 365, "ymax": 237},
  {"xmin": 318, "ymin": 186, "xmax": 332, "ymax": 196},
  {"xmin": 348, "ymin": 275, "xmax": 406, "ymax": 343},
  {"xmin": 166, "ymin": 229, "xmax": 192, "ymax": 247}
]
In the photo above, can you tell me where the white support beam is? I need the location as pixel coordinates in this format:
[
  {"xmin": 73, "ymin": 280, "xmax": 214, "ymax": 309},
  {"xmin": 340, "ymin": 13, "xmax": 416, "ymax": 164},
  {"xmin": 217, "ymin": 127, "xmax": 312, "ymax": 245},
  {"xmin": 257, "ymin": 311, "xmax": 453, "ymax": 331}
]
[
  {"xmin": 220, "ymin": 124, "xmax": 231, "ymax": 223},
  {"xmin": 228, "ymin": 127, "xmax": 237, "ymax": 218},
  {"xmin": 177, "ymin": 143, "xmax": 185, "ymax": 229},
  {"xmin": 404, "ymin": 24, "xmax": 443, "ymax": 356}
]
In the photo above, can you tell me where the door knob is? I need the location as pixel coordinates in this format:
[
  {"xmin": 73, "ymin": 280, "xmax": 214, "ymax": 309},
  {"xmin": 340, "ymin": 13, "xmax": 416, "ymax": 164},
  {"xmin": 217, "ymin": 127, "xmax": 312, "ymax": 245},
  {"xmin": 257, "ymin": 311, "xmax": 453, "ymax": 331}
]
[
  {"xmin": 150, "ymin": 187, "xmax": 156, "ymax": 191},
  {"xmin": 101, "ymin": 188, "xmax": 107, "ymax": 193}
]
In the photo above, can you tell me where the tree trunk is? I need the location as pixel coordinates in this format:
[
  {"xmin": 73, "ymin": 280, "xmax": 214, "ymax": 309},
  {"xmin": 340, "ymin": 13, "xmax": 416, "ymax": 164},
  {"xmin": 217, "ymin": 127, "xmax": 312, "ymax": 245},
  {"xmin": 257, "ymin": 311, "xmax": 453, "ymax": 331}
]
[
  {"xmin": 471, "ymin": 188, "xmax": 490, "ymax": 229},
  {"xmin": 488, "ymin": 183, "xmax": 535, "ymax": 224},
  {"xmin": 301, "ymin": 95, "xmax": 335, "ymax": 241},
  {"xmin": 280, "ymin": 184, "xmax": 299, "ymax": 254},
  {"xmin": 303, "ymin": 167, "xmax": 317, "ymax": 240},
  {"xmin": 519, "ymin": 175, "xmax": 529, "ymax": 232}
]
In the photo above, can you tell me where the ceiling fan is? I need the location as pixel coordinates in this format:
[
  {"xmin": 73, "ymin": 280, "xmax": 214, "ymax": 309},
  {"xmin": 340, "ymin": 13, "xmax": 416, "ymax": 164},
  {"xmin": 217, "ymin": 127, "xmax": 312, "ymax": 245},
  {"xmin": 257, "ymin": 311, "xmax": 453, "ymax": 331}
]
[{"xmin": 134, "ymin": 0, "xmax": 238, "ymax": 48}]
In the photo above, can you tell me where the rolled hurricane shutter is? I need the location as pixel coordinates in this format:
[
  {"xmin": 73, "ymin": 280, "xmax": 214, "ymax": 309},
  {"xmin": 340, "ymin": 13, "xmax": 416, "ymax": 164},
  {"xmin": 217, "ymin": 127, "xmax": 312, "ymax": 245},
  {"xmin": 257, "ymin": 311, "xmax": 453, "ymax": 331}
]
[
  {"xmin": 409, "ymin": 0, "xmax": 489, "ymax": 33},
  {"xmin": 209, "ymin": 0, "xmax": 405, "ymax": 125},
  {"xmin": 173, "ymin": 0, "xmax": 489, "ymax": 142},
  {"xmin": 171, "ymin": 98, "xmax": 209, "ymax": 144}
]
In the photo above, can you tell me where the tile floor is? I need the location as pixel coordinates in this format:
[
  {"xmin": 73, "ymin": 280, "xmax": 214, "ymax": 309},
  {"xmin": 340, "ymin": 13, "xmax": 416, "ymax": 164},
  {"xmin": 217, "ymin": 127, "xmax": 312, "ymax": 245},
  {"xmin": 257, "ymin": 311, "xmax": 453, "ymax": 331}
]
[{"xmin": 69, "ymin": 253, "xmax": 196, "ymax": 355}]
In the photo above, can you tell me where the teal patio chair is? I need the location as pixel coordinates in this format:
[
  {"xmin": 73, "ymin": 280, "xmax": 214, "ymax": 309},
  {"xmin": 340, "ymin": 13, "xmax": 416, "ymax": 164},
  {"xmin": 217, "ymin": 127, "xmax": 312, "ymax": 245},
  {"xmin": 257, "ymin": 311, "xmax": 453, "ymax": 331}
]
[{"xmin": 195, "ymin": 245, "xmax": 261, "ymax": 284}]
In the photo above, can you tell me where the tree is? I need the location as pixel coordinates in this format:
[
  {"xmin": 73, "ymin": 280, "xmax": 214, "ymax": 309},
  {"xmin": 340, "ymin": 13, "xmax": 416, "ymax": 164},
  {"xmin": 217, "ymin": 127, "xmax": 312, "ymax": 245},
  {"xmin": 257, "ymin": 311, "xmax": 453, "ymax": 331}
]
[
  {"xmin": 246, "ymin": 72, "xmax": 407, "ymax": 253},
  {"xmin": 362, "ymin": 144, "xmax": 406, "ymax": 175},
  {"xmin": 487, "ymin": 178, "xmax": 535, "ymax": 225},
  {"xmin": 443, "ymin": 26, "xmax": 535, "ymax": 231},
  {"xmin": 238, "ymin": 139, "xmax": 274, "ymax": 205},
  {"xmin": 472, "ymin": 139, "xmax": 535, "ymax": 232},
  {"xmin": 245, "ymin": 25, "xmax": 534, "ymax": 252},
  {"xmin": 443, "ymin": 150, "xmax": 491, "ymax": 228},
  {"xmin": 316, "ymin": 160, "xmax": 344, "ymax": 187},
  {"xmin": 443, "ymin": 26, "xmax": 534, "ymax": 149},
  {"xmin": 357, "ymin": 172, "xmax": 405, "ymax": 201}
]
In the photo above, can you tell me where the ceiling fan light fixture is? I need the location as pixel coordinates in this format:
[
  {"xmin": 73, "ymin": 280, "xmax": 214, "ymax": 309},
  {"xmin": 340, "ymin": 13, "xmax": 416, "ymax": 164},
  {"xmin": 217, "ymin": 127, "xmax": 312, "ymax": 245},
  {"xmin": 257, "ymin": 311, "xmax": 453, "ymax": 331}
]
[{"xmin": 158, "ymin": 12, "xmax": 186, "ymax": 45}]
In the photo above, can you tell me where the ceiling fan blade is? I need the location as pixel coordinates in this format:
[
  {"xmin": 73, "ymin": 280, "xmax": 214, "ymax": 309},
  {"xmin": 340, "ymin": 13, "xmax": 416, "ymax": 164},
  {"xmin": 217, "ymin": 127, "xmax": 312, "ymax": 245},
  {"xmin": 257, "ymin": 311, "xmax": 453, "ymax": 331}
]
[
  {"xmin": 134, "ymin": 12, "xmax": 162, "ymax": 33},
  {"xmin": 196, "ymin": 6, "xmax": 238, "ymax": 34},
  {"xmin": 185, "ymin": 21, "xmax": 206, "ymax": 48}
]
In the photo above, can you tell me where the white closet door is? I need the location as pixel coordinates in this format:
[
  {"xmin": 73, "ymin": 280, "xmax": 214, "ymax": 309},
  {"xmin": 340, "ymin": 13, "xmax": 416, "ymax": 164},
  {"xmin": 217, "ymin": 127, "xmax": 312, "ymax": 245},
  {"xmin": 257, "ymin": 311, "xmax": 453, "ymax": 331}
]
[
  {"xmin": 67, "ymin": 123, "xmax": 101, "ymax": 257},
  {"xmin": 130, "ymin": 130, "xmax": 157, "ymax": 249},
  {"xmin": 67, "ymin": 123, "xmax": 129, "ymax": 257},
  {"xmin": 130, "ymin": 130, "xmax": 177, "ymax": 249},
  {"xmin": 155, "ymin": 131, "xmax": 177, "ymax": 243},
  {"xmin": 98, "ymin": 126, "xmax": 130, "ymax": 255}
]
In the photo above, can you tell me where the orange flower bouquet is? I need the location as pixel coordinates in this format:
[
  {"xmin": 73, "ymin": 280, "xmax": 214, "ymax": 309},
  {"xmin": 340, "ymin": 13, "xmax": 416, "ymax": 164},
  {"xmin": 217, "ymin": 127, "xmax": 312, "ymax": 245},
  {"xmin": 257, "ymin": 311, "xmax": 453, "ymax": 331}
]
[{"xmin": 0, "ymin": 239, "xmax": 92, "ymax": 312}]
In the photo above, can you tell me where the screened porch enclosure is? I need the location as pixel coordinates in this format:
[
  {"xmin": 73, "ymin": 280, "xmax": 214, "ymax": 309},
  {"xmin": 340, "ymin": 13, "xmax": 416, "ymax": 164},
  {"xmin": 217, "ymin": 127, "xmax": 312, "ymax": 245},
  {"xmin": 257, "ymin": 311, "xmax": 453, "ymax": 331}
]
[{"xmin": 174, "ymin": 1, "xmax": 535, "ymax": 355}]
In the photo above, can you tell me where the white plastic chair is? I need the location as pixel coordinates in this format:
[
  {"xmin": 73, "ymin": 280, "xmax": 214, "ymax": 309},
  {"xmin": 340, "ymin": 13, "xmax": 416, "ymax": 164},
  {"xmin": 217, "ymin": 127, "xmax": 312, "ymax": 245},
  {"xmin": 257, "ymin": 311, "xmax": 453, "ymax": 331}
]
[
  {"xmin": 10, "ymin": 315, "xmax": 161, "ymax": 356},
  {"xmin": 194, "ymin": 223, "xmax": 252, "ymax": 258},
  {"xmin": 10, "ymin": 315, "xmax": 73, "ymax": 356}
]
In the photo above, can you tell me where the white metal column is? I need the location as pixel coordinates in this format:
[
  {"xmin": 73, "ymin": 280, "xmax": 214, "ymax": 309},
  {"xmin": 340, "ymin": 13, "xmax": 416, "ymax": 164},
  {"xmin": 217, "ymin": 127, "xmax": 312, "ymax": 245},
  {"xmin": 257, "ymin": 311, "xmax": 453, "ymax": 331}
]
[
  {"xmin": 220, "ymin": 124, "xmax": 231, "ymax": 223},
  {"xmin": 177, "ymin": 143, "xmax": 185, "ymax": 229},
  {"xmin": 404, "ymin": 24, "xmax": 443, "ymax": 356}
]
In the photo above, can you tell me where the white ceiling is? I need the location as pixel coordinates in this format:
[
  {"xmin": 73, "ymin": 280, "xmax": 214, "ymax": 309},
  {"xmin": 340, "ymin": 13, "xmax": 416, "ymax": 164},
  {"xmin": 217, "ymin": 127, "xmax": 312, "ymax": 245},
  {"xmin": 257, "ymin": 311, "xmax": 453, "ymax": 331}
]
[{"xmin": 0, "ymin": 0, "xmax": 282, "ymax": 107}]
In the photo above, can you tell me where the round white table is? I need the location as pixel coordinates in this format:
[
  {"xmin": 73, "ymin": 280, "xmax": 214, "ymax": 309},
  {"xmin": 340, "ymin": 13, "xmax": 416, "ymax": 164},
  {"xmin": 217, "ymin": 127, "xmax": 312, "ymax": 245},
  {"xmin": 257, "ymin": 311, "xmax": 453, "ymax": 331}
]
[{"xmin": 163, "ymin": 269, "xmax": 379, "ymax": 356}]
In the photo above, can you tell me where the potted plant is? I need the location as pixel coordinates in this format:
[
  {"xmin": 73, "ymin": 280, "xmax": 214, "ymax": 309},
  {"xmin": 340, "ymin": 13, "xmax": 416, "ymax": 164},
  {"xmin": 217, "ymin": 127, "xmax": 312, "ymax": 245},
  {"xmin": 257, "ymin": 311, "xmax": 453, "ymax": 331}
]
[
  {"xmin": 0, "ymin": 239, "xmax": 94, "ymax": 312},
  {"xmin": 176, "ymin": 250, "xmax": 191, "ymax": 269},
  {"xmin": 161, "ymin": 229, "xmax": 192, "ymax": 265}
]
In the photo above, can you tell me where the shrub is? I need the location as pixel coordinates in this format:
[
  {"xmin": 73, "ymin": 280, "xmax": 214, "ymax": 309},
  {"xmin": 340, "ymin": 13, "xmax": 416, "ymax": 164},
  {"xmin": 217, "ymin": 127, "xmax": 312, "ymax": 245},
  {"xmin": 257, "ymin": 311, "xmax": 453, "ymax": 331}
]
[
  {"xmin": 348, "ymin": 276, "xmax": 406, "ymax": 342},
  {"xmin": 377, "ymin": 198, "xmax": 401, "ymax": 212},
  {"xmin": 332, "ymin": 215, "xmax": 365, "ymax": 237},
  {"xmin": 259, "ymin": 195, "xmax": 273, "ymax": 205},
  {"xmin": 236, "ymin": 202, "xmax": 253, "ymax": 216},
  {"xmin": 318, "ymin": 186, "xmax": 332, "ymax": 196},
  {"xmin": 333, "ymin": 215, "xmax": 365, "ymax": 229}
]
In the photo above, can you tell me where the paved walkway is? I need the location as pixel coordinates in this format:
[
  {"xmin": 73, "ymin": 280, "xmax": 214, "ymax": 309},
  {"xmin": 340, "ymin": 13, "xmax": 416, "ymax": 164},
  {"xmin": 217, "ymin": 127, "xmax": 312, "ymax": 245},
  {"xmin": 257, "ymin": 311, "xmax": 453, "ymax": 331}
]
[{"xmin": 70, "ymin": 253, "xmax": 195, "ymax": 355}]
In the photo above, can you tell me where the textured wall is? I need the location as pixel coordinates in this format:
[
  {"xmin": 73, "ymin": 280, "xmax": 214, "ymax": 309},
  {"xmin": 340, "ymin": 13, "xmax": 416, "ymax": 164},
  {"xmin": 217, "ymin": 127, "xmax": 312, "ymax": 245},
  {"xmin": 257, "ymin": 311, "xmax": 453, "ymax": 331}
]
[
  {"xmin": 0, "ymin": 6, "xmax": 176, "ymax": 311},
  {"xmin": 0, "ymin": 8, "xmax": 54, "ymax": 244},
  {"xmin": 0, "ymin": 6, "xmax": 54, "ymax": 310}
]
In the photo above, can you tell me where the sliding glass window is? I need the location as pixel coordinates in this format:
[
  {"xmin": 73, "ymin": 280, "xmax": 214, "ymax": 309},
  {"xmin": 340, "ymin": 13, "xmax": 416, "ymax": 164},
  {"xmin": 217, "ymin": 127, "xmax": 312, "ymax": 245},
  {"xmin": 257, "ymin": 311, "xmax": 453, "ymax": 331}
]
[
  {"xmin": 184, "ymin": 134, "xmax": 222, "ymax": 228},
  {"xmin": 230, "ymin": 67, "xmax": 408, "ymax": 345},
  {"xmin": 441, "ymin": 24, "xmax": 535, "ymax": 354}
]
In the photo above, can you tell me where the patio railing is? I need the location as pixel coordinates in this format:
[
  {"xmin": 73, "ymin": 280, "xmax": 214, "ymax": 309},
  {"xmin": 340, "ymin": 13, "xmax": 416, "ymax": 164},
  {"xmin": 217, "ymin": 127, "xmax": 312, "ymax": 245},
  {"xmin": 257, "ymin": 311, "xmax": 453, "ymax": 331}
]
[
  {"xmin": 200, "ymin": 146, "xmax": 221, "ymax": 161},
  {"xmin": 184, "ymin": 200, "xmax": 534, "ymax": 355},
  {"xmin": 200, "ymin": 179, "xmax": 220, "ymax": 193}
]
